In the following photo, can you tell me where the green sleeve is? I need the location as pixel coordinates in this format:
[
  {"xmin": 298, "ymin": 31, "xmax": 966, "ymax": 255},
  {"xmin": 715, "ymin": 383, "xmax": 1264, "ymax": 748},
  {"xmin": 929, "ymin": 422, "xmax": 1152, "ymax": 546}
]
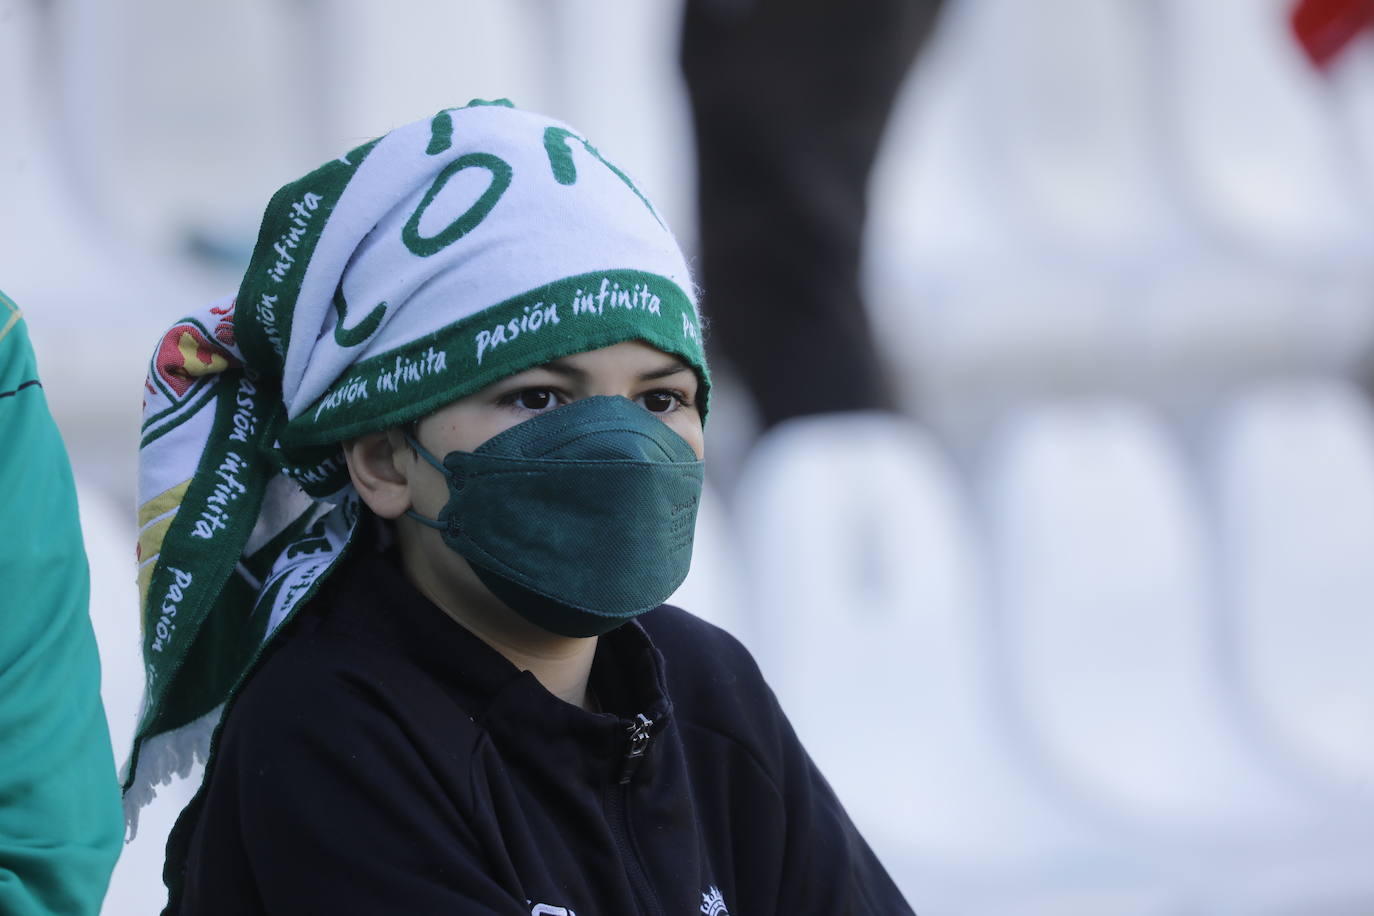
[{"xmin": 0, "ymin": 293, "xmax": 124, "ymax": 916}]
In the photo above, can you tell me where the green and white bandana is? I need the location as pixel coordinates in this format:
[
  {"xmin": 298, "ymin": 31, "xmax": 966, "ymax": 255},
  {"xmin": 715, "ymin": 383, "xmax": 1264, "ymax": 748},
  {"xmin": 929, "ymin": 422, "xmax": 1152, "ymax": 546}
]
[{"xmin": 126, "ymin": 100, "xmax": 709, "ymax": 829}]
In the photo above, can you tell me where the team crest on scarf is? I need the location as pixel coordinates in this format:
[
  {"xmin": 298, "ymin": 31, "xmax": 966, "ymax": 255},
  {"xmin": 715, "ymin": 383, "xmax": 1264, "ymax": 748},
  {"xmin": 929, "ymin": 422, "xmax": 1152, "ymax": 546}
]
[{"xmin": 148, "ymin": 309, "xmax": 240, "ymax": 401}]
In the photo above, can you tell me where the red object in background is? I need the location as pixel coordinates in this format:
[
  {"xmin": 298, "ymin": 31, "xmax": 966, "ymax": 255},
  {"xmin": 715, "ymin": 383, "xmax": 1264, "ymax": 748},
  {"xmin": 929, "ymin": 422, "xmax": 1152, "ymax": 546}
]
[{"xmin": 1292, "ymin": 0, "xmax": 1374, "ymax": 69}]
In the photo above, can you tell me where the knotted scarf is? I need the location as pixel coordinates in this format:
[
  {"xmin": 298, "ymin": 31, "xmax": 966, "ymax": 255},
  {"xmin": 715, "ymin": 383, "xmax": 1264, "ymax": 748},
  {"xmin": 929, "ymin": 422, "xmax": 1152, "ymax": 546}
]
[{"xmin": 125, "ymin": 100, "xmax": 709, "ymax": 830}]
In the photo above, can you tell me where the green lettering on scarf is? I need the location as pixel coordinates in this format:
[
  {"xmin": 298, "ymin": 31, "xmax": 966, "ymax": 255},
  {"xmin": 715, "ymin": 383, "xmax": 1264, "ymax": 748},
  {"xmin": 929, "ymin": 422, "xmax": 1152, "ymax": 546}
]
[
  {"xmin": 403, "ymin": 153, "xmax": 512, "ymax": 257},
  {"xmin": 332, "ymin": 281, "xmax": 388, "ymax": 348},
  {"xmin": 425, "ymin": 99, "xmax": 515, "ymax": 156},
  {"xmin": 542, "ymin": 127, "xmax": 662, "ymax": 227}
]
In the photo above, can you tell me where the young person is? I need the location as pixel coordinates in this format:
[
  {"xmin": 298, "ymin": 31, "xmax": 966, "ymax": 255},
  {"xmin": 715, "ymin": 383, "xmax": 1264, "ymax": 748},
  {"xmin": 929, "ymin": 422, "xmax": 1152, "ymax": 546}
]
[{"xmin": 128, "ymin": 101, "xmax": 914, "ymax": 915}]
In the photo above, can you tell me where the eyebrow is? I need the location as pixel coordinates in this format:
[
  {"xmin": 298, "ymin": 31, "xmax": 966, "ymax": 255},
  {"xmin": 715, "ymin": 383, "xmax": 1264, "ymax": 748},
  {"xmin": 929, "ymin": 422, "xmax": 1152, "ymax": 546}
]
[
  {"xmin": 536, "ymin": 357, "xmax": 694, "ymax": 382},
  {"xmin": 637, "ymin": 361, "xmax": 695, "ymax": 382}
]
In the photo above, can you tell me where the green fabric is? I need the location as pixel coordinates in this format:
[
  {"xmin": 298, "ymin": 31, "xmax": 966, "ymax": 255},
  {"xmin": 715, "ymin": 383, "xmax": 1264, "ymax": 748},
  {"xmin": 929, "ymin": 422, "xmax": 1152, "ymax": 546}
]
[
  {"xmin": 283, "ymin": 269, "xmax": 706, "ymax": 451},
  {"xmin": 406, "ymin": 395, "xmax": 703, "ymax": 636},
  {"xmin": 136, "ymin": 370, "xmax": 278, "ymax": 743},
  {"xmin": 0, "ymin": 292, "xmax": 123, "ymax": 916}
]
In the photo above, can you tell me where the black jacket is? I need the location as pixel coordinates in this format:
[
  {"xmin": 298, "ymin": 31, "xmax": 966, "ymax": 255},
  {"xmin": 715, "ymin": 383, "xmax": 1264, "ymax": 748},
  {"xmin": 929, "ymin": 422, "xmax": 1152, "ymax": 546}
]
[{"xmin": 168, "ymin": 542, "xmax": 914, "ymax": 915}]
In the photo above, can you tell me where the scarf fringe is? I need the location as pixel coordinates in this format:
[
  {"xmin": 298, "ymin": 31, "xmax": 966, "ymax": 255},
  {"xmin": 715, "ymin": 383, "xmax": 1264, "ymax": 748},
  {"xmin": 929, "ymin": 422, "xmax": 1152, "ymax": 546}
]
[{"xmin": 122, "ymin": 705, "xmax": 223, "ymax": 841}]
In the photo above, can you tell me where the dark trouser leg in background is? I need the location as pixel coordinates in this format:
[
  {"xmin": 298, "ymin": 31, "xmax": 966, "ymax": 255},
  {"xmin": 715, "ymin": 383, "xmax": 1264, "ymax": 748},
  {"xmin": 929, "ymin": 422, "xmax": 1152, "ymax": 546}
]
[{"xmin": 682, "ymin": 0, "xmax": 944, "ymax": 428}]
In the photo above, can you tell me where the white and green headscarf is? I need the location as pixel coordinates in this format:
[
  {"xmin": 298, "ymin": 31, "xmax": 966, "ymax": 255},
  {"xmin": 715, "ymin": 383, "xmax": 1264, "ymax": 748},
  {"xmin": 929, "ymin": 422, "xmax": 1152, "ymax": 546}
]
[{"xmin": 126, "ymin": 100, "xmax": 709, "ymax": 827}]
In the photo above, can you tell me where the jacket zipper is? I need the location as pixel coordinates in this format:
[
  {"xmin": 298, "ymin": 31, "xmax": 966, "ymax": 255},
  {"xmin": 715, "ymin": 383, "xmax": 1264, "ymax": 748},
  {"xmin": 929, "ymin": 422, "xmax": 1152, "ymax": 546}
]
[
  {"xmin": 608, "ymin": 713, "xmax": 664, "ymax": 916},
  {"xmin": 620, "ymin": 713, "xmax": 654, "ymax": 785}
]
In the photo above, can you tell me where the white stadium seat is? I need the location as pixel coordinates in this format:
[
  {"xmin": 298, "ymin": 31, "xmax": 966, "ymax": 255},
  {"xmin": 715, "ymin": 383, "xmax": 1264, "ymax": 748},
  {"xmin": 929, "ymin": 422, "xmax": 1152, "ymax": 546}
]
[
  {"xmin": 1141, "ymin": 0, "xmax": 1374, "ymax": 392},
  {"xmin": 1211, "ymin": 380, "xmax": 1374, "ymax": 800},
  {"xmin": 1157, "ymin": 0, "xmax": 1369, "ymax": 257},
  {"xmin": 982, "ymin": 399, "xmax": 1374, "ymax": 910},
  {"xmin": 864, "ymin": 0, "xmax": 1183, "ymax": 445},
  {"xmin": 731, "ymin": 413, "xmax": 1170, "ymax": 914}
]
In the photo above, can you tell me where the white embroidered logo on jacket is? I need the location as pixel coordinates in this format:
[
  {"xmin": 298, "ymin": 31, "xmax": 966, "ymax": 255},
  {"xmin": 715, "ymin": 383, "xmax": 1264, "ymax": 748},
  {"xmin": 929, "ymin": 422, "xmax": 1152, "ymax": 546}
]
[
  {"xmin": 701, "ymin": 886, "xmax": 729, "ymax": 916},
  {"xmin": 530, "ymin": 904, "xmax": 575, "ymax": 916}
]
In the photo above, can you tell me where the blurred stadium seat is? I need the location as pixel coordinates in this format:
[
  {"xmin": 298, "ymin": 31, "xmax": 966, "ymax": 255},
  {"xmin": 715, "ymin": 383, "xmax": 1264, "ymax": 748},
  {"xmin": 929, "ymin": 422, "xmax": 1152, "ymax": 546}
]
[
  {"xmin": 730, "ymin": 414, "xmax": 1177, "ymax": 914},
  {"xmin": 979, "ymin": 401, "xmax": 1374, "ymax": 909},
  {"xmin": 981, "ymin": 401, "xmax": 1299, "ymax": 828},
  {"xmin": 1211, "ymin": 380, "xmax": 1374, "ymax": 800}
]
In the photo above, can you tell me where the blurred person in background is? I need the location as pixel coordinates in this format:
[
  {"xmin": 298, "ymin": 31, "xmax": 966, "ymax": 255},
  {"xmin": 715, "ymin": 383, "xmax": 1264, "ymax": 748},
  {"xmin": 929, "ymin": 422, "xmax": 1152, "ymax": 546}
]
[
  {"xmin": 127, "ymin": 102, "xmax": 914, "ymax": 915},
  {"xmin": 682, "ymin": 0, "xmax": 944, "ymax": 427},
  {"xmin": 0, "ymin": 290, "xmax": 123, "ymax": 915}
]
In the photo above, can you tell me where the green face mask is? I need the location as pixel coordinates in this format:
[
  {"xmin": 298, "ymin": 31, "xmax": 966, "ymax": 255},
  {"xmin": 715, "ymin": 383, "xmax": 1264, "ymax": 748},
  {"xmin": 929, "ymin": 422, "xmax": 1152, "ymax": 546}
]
[{"xmin": 405, "ymin": 396, "xmax": 705, "ymax": 637}]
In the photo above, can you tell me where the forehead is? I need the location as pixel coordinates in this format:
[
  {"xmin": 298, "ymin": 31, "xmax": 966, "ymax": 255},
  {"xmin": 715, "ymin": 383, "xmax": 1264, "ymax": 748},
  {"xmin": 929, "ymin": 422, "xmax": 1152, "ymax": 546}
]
[{"xmin": 521, "ymin": 340, "xmax": 694, "ymax": 377}]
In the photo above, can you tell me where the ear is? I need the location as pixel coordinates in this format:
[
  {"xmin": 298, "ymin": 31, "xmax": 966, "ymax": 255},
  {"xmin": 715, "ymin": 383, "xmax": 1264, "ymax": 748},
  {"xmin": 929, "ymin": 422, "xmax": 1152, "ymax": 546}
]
[{"xmin": 342, "ymin": 428, "xmax": 414, "ymax": 520}]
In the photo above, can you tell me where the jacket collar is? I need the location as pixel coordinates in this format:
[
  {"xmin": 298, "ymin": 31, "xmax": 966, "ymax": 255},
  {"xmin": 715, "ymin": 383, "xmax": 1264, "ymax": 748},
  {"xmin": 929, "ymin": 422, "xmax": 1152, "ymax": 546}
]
[{"xmin": 328, "ymin": 533, "xmax": 674, "ymax": 773}]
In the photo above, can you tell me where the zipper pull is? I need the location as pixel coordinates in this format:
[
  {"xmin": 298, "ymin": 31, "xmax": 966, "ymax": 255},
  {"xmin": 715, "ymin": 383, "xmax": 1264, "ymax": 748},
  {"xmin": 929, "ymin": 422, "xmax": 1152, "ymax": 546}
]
[{"xmin": 619, "ymin": 713, "xmax": 654, "ymax": 785}]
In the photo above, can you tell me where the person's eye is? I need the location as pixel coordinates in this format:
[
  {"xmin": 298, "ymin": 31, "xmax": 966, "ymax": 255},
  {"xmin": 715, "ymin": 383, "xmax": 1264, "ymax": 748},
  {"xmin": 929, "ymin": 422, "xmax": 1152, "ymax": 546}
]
[
  {"xmin": 504, "ymin": 388, "xmax": 560, "ymax": 411},
  {"xmin": 639, "ymin": 389, "xmax": 688, "ymax": 414}
]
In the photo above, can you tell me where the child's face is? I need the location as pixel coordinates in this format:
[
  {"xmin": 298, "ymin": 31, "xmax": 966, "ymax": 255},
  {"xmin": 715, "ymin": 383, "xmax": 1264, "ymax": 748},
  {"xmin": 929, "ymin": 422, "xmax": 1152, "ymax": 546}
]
[
  {"xmin": 343, "ymin": 338, "xmax": 704, "ymax": 640},
  {"xmin": 407, "ymin": 339, "xmax": 704, "ymax": 521}
]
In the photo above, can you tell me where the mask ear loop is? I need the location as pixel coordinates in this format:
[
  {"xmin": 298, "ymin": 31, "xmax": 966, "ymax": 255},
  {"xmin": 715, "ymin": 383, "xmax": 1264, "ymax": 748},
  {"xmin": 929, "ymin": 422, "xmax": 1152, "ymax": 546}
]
[{"xmin": 402, "ymin": 424, "xmax": 450, "ymax": 532}]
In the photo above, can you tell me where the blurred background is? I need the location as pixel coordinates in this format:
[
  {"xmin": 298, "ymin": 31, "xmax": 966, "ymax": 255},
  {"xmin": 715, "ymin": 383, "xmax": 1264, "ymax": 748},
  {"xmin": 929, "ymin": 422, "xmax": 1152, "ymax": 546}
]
[{"xmin": 4, "ymin": 0, "xmax": 1374, "ymax": 913}]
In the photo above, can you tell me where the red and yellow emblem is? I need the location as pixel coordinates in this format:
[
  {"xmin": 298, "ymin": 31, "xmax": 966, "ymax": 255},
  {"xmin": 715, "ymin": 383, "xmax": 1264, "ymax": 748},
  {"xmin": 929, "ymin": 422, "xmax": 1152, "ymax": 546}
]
[{"xmin": 153, "ymin": 323, "xmax": 240, "ymax": 399}]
